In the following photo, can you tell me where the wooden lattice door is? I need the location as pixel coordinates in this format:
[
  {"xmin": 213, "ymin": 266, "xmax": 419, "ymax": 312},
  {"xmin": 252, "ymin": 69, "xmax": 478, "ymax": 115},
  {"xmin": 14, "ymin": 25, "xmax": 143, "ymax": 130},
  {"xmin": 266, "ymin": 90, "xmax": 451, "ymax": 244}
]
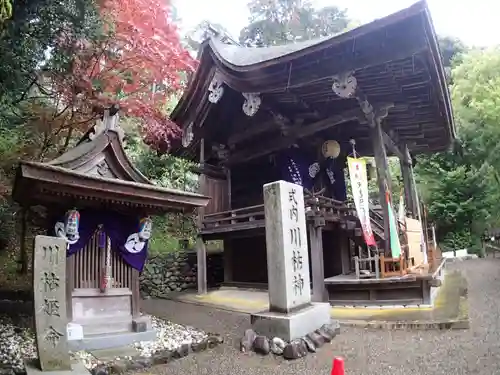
[{"xmin": 66, "ymin": 231, "xmax": 140, "ymax": 335}]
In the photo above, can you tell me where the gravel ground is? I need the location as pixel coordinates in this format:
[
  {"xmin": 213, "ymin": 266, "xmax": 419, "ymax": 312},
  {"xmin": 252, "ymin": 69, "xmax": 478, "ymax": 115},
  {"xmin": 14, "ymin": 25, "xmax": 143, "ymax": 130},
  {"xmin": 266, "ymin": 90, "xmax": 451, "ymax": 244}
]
[{"xmin": 142, "ymin": 258, "xmax": 500, "ymax": 375}]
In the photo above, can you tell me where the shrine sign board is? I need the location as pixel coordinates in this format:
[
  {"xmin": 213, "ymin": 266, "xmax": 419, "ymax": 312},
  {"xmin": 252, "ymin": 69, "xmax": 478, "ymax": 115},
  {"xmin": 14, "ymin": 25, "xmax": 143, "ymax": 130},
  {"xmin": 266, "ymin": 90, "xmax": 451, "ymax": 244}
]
[
  {"xmin": 263, "ymin": 180, "xmax": 311, "ymax": 312},
  {"xmin": 33, "ymin": 235, "xmax": 72, "ymax": 371}
]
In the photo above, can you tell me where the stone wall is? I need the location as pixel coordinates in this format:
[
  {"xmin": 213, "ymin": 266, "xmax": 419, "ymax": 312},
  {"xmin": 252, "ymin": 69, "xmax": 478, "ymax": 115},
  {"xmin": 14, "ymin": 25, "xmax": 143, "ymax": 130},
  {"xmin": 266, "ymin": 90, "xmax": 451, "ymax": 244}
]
[{"xmin": 140, "ymin": 251, "xmax": 224, "ymax": 298}]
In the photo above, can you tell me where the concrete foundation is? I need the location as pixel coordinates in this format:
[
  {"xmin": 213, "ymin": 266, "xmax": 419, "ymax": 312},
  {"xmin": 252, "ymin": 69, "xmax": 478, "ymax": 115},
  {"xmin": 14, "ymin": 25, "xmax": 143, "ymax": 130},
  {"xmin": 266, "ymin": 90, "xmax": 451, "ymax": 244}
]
[
  {"xmin": 25, "ymin": 360, "xmax": 89, "ymax": 375},
  {"xmin": 250, "ymin": 302, "xmax": 331, "ymax": 341}
]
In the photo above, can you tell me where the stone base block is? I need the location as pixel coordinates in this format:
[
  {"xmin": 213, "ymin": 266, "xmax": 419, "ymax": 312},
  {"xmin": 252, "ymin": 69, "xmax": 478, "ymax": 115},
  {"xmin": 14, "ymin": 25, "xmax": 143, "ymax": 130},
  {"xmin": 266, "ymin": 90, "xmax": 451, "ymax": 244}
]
[
  {"xmin": 132, "ymin": 316, "xmax": 152, "ymax": 332},
  {"xmin": 25, "ymin": 360, "xmax": 89, "ymax": 375},
  {"xmin": 67, "ymin": 329, "xmax": 156, "ymax": 351},
  {"xmin": 250, "ymin": 302, "xmax": 331, "ymax": 342}
]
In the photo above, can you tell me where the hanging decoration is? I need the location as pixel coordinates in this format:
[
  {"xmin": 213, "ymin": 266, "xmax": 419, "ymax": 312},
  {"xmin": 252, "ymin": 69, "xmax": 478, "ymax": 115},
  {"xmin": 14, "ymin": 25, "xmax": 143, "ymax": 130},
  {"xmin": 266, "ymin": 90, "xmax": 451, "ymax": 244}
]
[
  {"xmin": 208, "ymin": 74, "xmax": 224, "ymax": 103},
  {"xmin": 242, "ymin": 92, "xmax": 261, "ymax": 116},
  {"xmin": 347, "ymin": 140, "xmax": 376, "ymax": 246},
  {"xmin": 124, "ymin": 217, "xmax": 153, "ymax": 254},
  {"xmin": 386, "ymin": 187, "xmax": 402, "ymax": 258},
  {"xmin": 308, "ymin": 162, "xmax": 321, "ymax": 179},
  {"xmin": 213, "ymin": 143, "xmax": 230, "ymax": 160},
  {"xmin": 347, "ymin": 157, "xmax": 376, "ymax": 246},
  {"xmin": 182, "ymin": 122, "xmax": 194, "ymax": 147},
  {"xmin": 54, "ymin": 209, "xmax": 81, "ymax": 245},
  {"xmin": 321, "ymin": 140, "xmax": 341, "ymax": 159},
  {"xmin": 331, "ymin": 72, "xmax": 357, "ymax": 98}
]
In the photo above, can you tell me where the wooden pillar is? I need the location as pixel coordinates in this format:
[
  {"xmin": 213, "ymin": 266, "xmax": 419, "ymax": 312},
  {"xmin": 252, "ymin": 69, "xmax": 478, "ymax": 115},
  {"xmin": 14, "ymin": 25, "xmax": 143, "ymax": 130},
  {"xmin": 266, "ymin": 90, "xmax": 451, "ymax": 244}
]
[
  {"xmin": 309, "ymin": 219, "xmax": 326, "ymax": 302},
  {"xmin": 339, "ymin": 230, "xmax": 350, "ymax": 275},
  {"xmin": 66, "ymin": 255, "xmax": 74, "ymax": 321},
  {"xmin": 400, "ymin": 160, "xmax": 414, "ymax": 218},
  {"xmin": 226, "ymin": 167, "xmax": 232, "ymax": 210},
  {"xmin": 400, "ymin": 145, "xmax": 419, "ymax": 218},
  {"xmin": 18, "ymin": 207, "xmax": 28, "ymax": 274},
  {"xmin": 196, "ymin": 237, "xmax": 207, "ymax": 294},
  {"xmin": 197, "ymin": 138, "xmax": 208, "ymax": 294},
  {"xmin": 370, "ymin": 117, "xmax": 391, "ymax": 255},
  {"xmin": 131, "ymin": 270, "xmax": 140, "ymax": 318}
]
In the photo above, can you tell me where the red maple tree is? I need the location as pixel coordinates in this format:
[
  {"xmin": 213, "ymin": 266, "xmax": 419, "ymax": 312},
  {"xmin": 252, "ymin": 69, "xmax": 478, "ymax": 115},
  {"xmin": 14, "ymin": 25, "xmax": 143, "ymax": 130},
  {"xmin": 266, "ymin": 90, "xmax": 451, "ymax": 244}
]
[{"xmin": 52, "ymin": 0, "xmax": 197, "ymax": 149}]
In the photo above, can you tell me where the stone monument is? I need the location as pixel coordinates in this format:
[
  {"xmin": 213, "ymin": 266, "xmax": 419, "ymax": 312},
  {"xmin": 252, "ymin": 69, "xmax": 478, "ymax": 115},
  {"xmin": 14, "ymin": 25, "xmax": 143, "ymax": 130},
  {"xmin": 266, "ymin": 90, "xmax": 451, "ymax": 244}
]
[
  {"xmin": 250, "ymin": 180, "xmax": 333, "ymax": 341},
  {"xmin": 26, "ymin": 235, "xmax": 87, "ymax": 375}
]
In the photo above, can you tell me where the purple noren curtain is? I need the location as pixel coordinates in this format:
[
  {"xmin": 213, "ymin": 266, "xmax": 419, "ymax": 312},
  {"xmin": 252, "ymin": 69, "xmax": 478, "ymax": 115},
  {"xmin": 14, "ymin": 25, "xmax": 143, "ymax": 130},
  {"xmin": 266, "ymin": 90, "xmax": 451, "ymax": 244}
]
[
  {"xmin": 276, "ymin": 148, "xmax": 314, "ymax": 190},
  {"xmin": 53, "ymin": 210, "xmax": 149, "ymax": 272}
]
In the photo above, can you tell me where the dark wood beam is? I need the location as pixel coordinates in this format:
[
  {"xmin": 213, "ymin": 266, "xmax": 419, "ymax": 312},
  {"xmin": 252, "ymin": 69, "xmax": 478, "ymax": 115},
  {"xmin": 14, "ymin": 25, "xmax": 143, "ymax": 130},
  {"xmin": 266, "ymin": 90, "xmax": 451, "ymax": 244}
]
[
  {"xmin": 197, "ymin": 138, "xmax": 208, "ymax": 295},
  {"xmin": 226, "ymin": 108, "xmax": 363, "ymax": 166},
  {"xmin": 227, "ymin": 117, "xmax": 282, "ymax": 146},
  {"xmin": 370, "ymin": 115, "xmax": 391, "ymax": 255},
  {"xmin": 382, "ymin": 131, "xmax": 404, "ymax": 161},
  {"xmin": 227, "ymin": 94, "xmax": 323, "ymax": 147},
  {"xmin": 354, "ymin": 87, "xmax": 392, "ymax": 254}
]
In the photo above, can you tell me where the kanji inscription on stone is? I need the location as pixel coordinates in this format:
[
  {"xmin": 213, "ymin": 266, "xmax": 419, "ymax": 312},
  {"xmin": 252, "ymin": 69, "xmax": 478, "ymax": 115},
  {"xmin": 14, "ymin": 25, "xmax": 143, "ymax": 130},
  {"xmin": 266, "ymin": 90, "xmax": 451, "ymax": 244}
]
[
  {"xmin": 33, "ymin": 235, "xmax": 71, "ymax": 371},
  {"xmin": 263, "ymin": 180, "xmax": 311, "ymax": 313}
]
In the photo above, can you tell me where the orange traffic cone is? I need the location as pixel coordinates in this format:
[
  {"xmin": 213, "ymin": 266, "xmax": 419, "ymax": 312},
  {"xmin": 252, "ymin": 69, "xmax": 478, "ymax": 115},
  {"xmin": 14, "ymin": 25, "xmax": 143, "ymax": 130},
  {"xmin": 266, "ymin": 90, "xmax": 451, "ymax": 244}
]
[{"xmin": 330, "ymin": 357, "xmax": 345, "ymax": 375}]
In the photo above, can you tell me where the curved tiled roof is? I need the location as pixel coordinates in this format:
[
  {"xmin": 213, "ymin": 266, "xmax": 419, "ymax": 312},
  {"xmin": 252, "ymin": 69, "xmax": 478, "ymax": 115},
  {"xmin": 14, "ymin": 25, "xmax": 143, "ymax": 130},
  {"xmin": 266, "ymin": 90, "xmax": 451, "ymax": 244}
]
[{"xmin": 171, "ymin": 0, "xmax": 454, "ymax": 161}]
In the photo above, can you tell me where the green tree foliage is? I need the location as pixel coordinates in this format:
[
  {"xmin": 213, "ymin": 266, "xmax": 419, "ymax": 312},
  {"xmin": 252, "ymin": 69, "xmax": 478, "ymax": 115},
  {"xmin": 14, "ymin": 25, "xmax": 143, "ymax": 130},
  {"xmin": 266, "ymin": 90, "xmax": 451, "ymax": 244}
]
[
  {"xmin": 451, "ymin": 48, "xmax": 500, "ymax": 174},
  {"xmin": 415, "ymin": 144, "xmax": 496, "ymax": 250},
  {"xmin": 438, "ymin": 36, "xmax": 467, "ymax": 67},
  {"xmin": 0, "ymin": 0, "xmax": 102, "ymax": 118},
  {"xmin": 415, "ymin": 46, "xmax": 500, "ymax": 251},
  {"xmin": 239, "ymin": 0, "xmax": 349, "ymax": 46}
]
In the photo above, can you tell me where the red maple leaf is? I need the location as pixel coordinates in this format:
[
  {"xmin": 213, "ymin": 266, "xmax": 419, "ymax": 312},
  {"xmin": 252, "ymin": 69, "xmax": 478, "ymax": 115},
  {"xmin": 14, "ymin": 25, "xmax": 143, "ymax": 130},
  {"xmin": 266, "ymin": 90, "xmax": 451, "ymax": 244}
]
[{"xmin": 51, "ymin": 0, "xmax": 197, "ymax": 150}]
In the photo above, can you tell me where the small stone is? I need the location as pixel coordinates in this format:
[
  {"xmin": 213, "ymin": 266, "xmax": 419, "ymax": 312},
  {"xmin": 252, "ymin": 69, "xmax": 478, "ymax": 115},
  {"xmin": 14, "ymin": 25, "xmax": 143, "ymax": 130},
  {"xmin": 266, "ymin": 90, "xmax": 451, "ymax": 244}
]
[
  {"xmin": 332, "ymin": 320, "xmax": 341, "ymax": 335},
  {"xmin": 127, "ymin": 361, "xmax": 146, "ymax": 371},
  {"xmin": 152, "ymin": 351, "xmax": 173, "ymax": 365},
  {"xmin": 174, "ymin": 343, "xmax": 191, "ymax": 358},
  {"xmin": 283, "ymin": 339, "xmax": 308, "ymax": 360},
  {"xmin": 253, "ymin": 335, "xmax": 270, "ymax": 355},
  {"xmin": 317, "ymin": 326, "xmax": 334, "ymax": 342},
  {"xmin": 207, "ymin": 335, "xmax": 223, "ymax": 348},
  {"xmin": 307, "ymin": 331, "xmax": 325, "ymax": 348},
  {"xmin": 320, "ymin": 321, "xmax": 340, "ymax": 339},
  {"xmin": 240, "ymin": 329, "xmax": 257, "ymax": 352},
  {"xmin": 135, "ymin": 357, "xmax": 153, "ymax": 368},
  {"xmin": 109, "ymin": 360, "xmax": 128, "ymax": 374},
  {"xmin": 302, "ymin": 336, "xmax": 316, "ymax": 352},
  {"xmin": 192, "ymin": 340, "xmax": 208, "ymax": 352},
  {"xmin": 92, "ymin": 364, "xmax": 109, "ymax": 375},
  {"xmin": 270, "ymin": 337, "xmax": 286, "ymax": 355}
]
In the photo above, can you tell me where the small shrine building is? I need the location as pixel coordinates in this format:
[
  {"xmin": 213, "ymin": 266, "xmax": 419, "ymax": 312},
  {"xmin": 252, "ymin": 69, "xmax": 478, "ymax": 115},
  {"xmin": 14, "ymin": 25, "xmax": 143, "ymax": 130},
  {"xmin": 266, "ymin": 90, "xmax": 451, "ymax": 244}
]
[{"xmin": 13, "ymin": 110, "xmax": 209, "ymax": 350}]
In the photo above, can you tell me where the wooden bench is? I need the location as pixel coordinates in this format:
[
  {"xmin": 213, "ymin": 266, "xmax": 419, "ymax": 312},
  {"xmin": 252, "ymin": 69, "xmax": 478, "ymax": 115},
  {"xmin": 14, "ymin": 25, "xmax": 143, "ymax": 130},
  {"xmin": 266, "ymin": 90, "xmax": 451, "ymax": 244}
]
[{"xmin": 380, "ymin": 255, "xmax": 407, "ymax": 278}]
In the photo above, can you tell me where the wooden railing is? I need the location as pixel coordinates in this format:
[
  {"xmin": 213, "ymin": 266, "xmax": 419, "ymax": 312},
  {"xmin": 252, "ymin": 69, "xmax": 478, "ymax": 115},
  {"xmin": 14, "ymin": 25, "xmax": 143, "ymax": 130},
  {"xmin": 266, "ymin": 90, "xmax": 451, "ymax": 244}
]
[
  {"xmin": 304, "ymin": 194, "xmax": 352, "ymax": 221},
  {"xmin": 485, "ymin": 243, "xmax": 500, "ymax": 258},
  {"xmin": 202, "ymin": 204, "xmax": 265, "ymax": 232},
  {"xmin": 368, "ymin": 206, "xmax": 385, "ymax": 239}
]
